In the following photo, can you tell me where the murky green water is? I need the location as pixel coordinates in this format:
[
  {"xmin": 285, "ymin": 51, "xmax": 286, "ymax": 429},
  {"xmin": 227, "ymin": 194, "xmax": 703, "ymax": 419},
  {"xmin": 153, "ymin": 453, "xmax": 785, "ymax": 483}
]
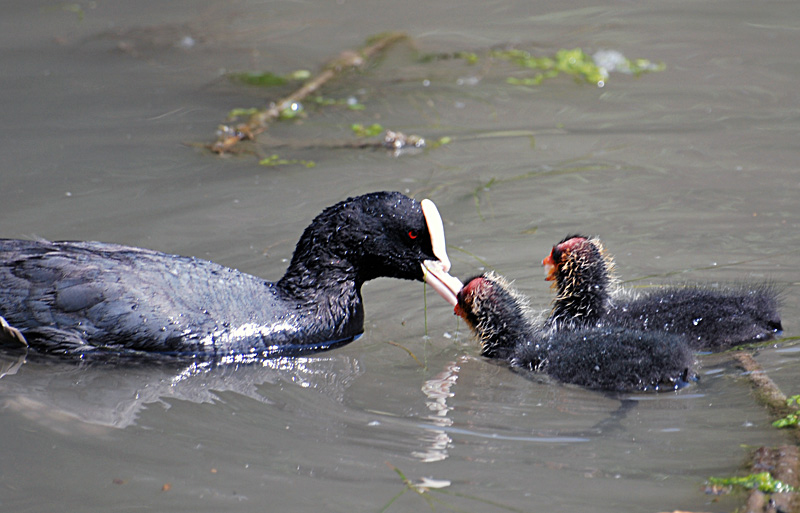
[{"xmin": 1, "ymin": 1, "xmax": 798, "ymax": 511}]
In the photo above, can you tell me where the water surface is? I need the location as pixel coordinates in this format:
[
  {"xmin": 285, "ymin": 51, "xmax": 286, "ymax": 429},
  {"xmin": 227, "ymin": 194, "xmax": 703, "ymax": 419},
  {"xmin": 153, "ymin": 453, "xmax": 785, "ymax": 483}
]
[{"xmin": 1, "ymin": 1, "xmax": 798, "ymax": 511}]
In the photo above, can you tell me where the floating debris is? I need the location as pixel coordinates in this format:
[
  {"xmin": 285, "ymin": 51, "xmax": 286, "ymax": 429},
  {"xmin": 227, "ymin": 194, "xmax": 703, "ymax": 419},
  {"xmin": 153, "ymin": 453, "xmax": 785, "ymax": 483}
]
[
  {"xmin": 494, "ymin": 47, "xmax": 664, "ymax": 87},
  {"xmin": 278, "ymin": 101, "xmax": 304, "ymax": 120},
  {"xmin": 593, "ymin": 49, "xmax": 665, "ymax": 77},
  {"xmin": 383, "ymin": 130, "xmax": 425, "ymax": 150}
]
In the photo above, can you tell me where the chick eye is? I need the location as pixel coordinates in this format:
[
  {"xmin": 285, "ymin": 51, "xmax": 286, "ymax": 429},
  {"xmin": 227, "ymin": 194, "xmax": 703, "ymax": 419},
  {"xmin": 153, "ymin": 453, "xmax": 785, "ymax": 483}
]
[{"xmin": 408, "ymin": 229, "xmax": 419, "ymax": 240}]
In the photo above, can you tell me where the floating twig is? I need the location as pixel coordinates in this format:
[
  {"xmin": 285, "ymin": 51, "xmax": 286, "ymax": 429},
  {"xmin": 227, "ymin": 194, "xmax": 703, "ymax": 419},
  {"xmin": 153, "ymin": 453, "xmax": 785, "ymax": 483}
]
[
  {"xmin": 745, "ymin": 446, "xmax": 799, "ymax": 512},
  {"xmin": 731, "ymin": 351, "xmax": 800, "ymax": 511},
  {"xmin": 380, "ymin": 462, "xmax": 524, "ymax": 513},
  {"xmin": 385, "ymin": 341, "xmax": 425, "ymax": 369},
  {"xmin": 734, "ymin": 352, "xmax": 798, "ymax": 427},
  {"xmin": 210, "ymin": 32, "xmax": 409, "ymax": 154}
]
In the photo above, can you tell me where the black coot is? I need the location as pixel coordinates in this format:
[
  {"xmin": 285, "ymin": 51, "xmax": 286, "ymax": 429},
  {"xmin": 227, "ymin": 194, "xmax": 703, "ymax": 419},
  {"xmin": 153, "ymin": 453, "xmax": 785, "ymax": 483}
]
[{"xmin": 0, "ymin": 191, "xmax": 459, "ymax": 359}]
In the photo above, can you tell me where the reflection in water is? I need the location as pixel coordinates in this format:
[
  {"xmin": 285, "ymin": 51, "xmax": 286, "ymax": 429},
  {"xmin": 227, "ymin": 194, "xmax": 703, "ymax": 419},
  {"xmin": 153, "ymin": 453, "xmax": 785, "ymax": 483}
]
[
  {"xmin": 413, "ymin": 358, "xmax": 462, "ymax": 462},
  {"xmin": 0, "ymin": 350, "xmax": 25, "ymax": 379},
  {"xmin": 413, "ymin": 357, "xmax": 598, "ymax": 462},
  {"xmin": 423, "ymin": 424, "xmax": 590, "ymax": 443},
  {"xmin": 1, "ymin": 0, "xmax": 797, "ymax": 509},
  {"xmin": 0, "ymin": 354, "xmax": 362, "ymax": 432},
  {"xmin": 410, "ymin": 358, "xmax": 718, "ymax": 458}
]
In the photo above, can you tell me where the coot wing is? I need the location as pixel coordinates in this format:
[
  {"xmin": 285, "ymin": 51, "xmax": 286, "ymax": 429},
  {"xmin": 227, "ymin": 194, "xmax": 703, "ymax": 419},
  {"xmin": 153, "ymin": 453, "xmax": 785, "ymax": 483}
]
[{"xmin": 0, "ymin": 240, "xmax": 296, "ymax": 356}]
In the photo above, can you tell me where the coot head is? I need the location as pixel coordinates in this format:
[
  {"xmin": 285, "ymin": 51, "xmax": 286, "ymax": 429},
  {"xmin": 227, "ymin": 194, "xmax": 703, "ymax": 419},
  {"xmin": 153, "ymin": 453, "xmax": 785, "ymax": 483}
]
[{"xmin": 280, "ymin": 192, "xmax": 460, "ymax": 304}]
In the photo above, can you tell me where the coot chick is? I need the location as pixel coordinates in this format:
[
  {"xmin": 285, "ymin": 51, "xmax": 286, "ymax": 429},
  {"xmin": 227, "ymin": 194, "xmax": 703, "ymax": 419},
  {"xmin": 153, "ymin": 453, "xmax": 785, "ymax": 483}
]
[
  {"xmin": 455, "ymin": 273, "xmax": 693, "ymax": 392},
  {"xmin": 0, "ymin": 191, "xmax": 460, "ymax": 359},
  {"xmin": 543, "ymin": 235, "xmax": 782, "ymax": 350}
]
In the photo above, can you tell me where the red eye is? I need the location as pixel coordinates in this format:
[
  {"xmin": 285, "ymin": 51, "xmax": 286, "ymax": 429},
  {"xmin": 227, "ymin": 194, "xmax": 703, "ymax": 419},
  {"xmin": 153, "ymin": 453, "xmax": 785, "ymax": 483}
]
[{"xmin": 408, "ymin": 229, "xmax": 419, "ymax": 240}]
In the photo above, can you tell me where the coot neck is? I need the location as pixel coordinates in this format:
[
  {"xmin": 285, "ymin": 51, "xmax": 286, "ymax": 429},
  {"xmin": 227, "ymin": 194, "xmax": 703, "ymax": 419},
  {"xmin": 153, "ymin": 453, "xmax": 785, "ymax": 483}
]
[
  {"xmin": 276, "ymin": 254, "xmax": 365, "ymax": 341},
  {"xmin": 548, "ymin": 248, "xmax": 611, "ymax": 329},
  {"xmin": 275, "ymin": 197, "xmax": 375, "ymax": 301},
  {"xmin": 277, "ymin": 252, "xmax": 362, "ymax": 300},
  {"xmin": 473, "ymin": 276, "xmax": 535, "ymax": 360}
]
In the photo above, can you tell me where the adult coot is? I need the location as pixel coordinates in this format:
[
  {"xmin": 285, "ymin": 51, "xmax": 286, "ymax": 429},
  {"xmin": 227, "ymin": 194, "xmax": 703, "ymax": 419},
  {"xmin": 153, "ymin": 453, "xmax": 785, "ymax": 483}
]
[
  {"xmin": 455, "ymin": 272, "xmax": 693, "ymax": 392},
  {"xmin": 0, "ymin": 191, "xmax": 460, "ymax": 359},
  {"xmin": 543, "ymin": 235, "xmax": 782, "ymax": 350}
]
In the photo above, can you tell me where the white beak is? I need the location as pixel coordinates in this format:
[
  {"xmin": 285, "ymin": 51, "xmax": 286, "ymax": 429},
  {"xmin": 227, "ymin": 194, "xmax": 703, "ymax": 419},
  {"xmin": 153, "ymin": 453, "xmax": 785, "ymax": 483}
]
[
  {"xmin": 420, "ymin": 199, "xmax": 450, "ymax": 273},
  {"xmin": 419, "ymin": 198, "xmax": 462, "ymax": 306}
]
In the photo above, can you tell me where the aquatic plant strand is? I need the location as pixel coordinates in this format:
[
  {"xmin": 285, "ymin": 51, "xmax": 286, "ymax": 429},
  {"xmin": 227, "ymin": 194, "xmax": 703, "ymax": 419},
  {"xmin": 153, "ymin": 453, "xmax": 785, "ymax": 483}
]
[{"xmin": 773, "ymin": 395, "xmax": 800, "ymax": 428}]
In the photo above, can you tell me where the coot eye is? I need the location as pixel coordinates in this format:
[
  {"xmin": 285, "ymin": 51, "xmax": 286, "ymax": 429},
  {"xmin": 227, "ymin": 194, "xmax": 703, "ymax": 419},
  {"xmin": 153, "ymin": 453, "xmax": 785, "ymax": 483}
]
[{"xmin": 408, "ymin": 229, "xmax": 419, "ymax": 240}]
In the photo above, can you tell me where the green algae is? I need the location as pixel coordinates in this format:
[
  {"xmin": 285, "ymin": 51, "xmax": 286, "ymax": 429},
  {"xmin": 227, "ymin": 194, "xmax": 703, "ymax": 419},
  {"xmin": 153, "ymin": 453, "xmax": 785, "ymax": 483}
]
[
  {"xmin": 226, "ymin": 107, "xmax": 259, "ymax": 120},
  {"xmin": 41, "ymin": 2, "xmax": 91, "ymax": 21},
  {"xmin": 313, "ymin": 96, "xmax": 366, "ymax": 110},
  {"xmin": 772, "ymin": 395, "xmax": 800, "ymax": 428},
  {"xmin": 229, "ymin": 71, "xmax": 288, "ymax": 88},
  {"xmin": 492, "ymin": 47, "xmax": 664, "ymax": 87},
  {"xmin": 708, "ymin": 472, "xmax": 795, "ymax": 494},
  {"xmin": 426, "ymin": 136, "xmax": 451, "ymax": 150},
  {"xmin": 350, "ymin": 123, "xmax": 384, "ymax": 137},
  {"xmin": 258, "ymin": 154, "xmax": 315, "ymax": 168},
  {"xmin": 228, "ymin": 70, "xmax": 310, "ymax": 88},
  {"xmin": 418, "ymin": 50, "xmax": 479, "ymax": 64}
]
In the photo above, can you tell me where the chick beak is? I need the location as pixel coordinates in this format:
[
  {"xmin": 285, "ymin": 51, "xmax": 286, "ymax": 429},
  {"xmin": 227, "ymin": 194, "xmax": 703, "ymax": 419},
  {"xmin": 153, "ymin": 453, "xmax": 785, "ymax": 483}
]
[
  {"xmin": 542, "ymin": 253, "xmax": 557, "ymax": 282},
  {"xmin": 422, "ymin": 260, "xmax": 463, "ymax": 307}
]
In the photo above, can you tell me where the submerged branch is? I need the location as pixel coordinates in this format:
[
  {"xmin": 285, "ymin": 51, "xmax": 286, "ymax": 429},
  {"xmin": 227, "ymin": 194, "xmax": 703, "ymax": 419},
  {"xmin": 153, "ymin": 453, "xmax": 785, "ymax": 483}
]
[{"xmin": 734, "ymin": 352, "xmax": 798, "ymax": 427}]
